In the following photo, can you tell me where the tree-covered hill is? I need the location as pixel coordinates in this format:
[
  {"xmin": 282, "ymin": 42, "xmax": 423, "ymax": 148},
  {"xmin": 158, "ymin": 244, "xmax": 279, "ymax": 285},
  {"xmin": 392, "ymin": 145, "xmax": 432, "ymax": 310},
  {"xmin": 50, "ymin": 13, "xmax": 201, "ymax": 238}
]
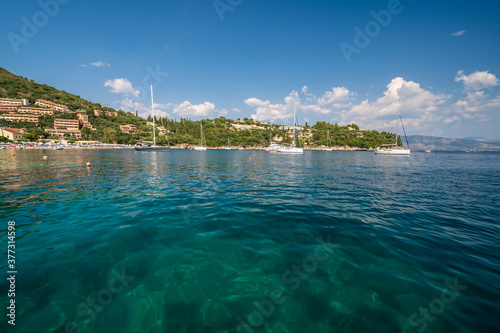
[{"xmin": 0, "ymin": 67, "xmax": 397, "ymax": 148}]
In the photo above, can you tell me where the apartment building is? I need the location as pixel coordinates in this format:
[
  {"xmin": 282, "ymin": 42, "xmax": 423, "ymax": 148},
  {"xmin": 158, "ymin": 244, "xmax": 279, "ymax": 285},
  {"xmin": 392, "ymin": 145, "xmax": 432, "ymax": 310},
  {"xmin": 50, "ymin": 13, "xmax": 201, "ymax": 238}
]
[
  {"xmin": 94, "ymin": 110, "xmax": 118, "ymax": 117},
  {"xmin": 17, "ymin": 107, "xmax": 55, "ymax": 116},
  {"xmin": 0, "ymin": 114, "xmax": 39, "ymax": 124},
  {"xmin": 54, "ymin": 118, "xmax": 79, "ymax": 130},
  {"xmin": 119, "ymin": 124, "xmax": 138, "ymax": 133},
  {"xmin": 0, "ymin": 106, "xmax": 18, "ymax": 112},
  {"xmin": 0, "ymin": 98, "xmax": 29, "ymax": 106},
  {"xmin": 76, "ymin": 111, "xmax": 93, "ymax": 129},
  {"xmin": 0, "ymin": 128, "xmax": 23, "ymax": 141},
  {"xmin": 45, "ymin": 128, "xmax": 82, "ymax": 138},
  {"xmin": 35, "ymin": 99, "xmax": 69, "ymax": 112}
]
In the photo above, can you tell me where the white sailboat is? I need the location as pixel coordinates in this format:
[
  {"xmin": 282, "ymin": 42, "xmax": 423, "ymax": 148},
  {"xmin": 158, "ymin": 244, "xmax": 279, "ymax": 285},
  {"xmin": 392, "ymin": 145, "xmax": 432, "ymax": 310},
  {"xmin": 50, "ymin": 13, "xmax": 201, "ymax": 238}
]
[
  {"xmin": 274, "ymin": 105, "xmax": 303, "ymax": 154},
  {"xmin": 374, "ymin": 107, "xmax": 410, "ymax": 155},
  {"xmin": 134, "ymin": 85, "xmax": 170, "ymax": 151},
  {"xmin": 194, "ymin": 123, "xmax": 207, "ymax": 150},
  {"xmin": 321, "ymin": 130, "xmax": 332, "ymax": 151}
]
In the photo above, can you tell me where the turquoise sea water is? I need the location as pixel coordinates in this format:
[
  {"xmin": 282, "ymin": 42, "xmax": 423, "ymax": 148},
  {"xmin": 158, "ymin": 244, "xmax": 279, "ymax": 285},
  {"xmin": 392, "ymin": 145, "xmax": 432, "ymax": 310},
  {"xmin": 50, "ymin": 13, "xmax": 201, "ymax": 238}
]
[{"xmin": 1, "ymin": 149, "xmax": 499, "ymax": 333}]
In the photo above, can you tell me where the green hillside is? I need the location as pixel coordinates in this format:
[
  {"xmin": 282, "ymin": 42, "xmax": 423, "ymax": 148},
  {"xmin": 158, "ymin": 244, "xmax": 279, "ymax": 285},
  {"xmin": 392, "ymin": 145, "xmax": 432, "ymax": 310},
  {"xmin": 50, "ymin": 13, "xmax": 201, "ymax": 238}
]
[{"xmin": 0, "ymin": 67, "xmax": 398, "ymax": 147}]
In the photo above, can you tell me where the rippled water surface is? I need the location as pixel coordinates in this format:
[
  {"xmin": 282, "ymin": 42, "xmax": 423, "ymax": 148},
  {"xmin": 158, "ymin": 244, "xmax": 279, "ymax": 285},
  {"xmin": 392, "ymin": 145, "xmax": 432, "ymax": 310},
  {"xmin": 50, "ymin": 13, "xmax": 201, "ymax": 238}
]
[{"xmin": 1, "ymin": 149, "xmax": 499, "ymax": 332}]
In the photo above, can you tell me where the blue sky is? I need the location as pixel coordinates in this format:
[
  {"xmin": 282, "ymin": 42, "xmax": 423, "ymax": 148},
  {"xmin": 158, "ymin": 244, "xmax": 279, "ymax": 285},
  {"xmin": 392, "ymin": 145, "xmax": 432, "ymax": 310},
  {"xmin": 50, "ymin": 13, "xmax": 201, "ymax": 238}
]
[{"xmin": 1, "ymin": 0, "xmax": 500, "ymax": 138}]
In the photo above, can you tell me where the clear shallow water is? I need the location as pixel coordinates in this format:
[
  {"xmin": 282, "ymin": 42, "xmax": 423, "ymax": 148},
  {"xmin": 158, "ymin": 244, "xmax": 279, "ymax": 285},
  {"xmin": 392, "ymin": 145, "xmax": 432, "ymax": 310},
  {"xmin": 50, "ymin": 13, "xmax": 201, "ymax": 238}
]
[{"xmin": 1, "ymin": 149, "xmax": 499, "ymax": 333}]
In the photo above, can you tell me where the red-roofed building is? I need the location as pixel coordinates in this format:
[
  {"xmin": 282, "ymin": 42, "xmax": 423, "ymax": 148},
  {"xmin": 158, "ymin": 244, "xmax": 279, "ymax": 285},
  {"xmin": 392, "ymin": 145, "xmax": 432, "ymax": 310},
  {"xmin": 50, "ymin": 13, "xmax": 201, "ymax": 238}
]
[{"xmin": 0, "ymin": 128, "xmax": 23, "ymax": 141}]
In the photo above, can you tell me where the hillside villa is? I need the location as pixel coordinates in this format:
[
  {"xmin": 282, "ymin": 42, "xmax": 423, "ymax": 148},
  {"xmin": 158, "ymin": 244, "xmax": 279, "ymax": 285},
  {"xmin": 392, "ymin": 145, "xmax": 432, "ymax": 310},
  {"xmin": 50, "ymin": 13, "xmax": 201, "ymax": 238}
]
[
  {"xmin": 120, "ymin": 124, "xmax": 138, "ymax": 133},
  {"xmin": 35, "ymin": 99, "xmax": 69, "ymax": 112},
  {"xmin": 0, "ymin": 128, "xmax": 23, "ymax": 141},
  {"xmin": 0, "ymin": 113, "xmax": 39, "ymax": 124}
]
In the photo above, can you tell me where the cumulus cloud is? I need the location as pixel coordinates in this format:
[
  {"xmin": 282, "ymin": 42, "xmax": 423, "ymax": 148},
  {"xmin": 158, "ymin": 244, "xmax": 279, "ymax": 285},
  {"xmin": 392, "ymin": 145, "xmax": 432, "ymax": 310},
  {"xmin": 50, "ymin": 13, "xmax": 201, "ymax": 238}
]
[
  {"xmin": 104, "ymin": 78, "xmax": 140, "ymax": 97},
  {"xmin": 244, "ymin": 98, "xmax": 270, "ymax": 108},
  {"xmin": 450, "ymin": 30, "xmax": 467, "ymax": 37},
  {"xmin": 245, "ymin": 72, "xmax": 499, "ymax": 136},
  {"xmin": 340, "ymin": 77, "xmax": 448, "ymax": 130},
  {"xmin": 317, "ymin": 87, "xmax": 351, "ymax": 106},
  {"xmin": 115, "ymin": 98, "xmax": 172, "ymax": 119},
  {"xmin": 173, "ymin": 101, "xmax": 215, "ymax": 117},
  {"xmin": 246, "ymin": 91, "xmax": 301, "ymax": 123},
  {"xmin": 451, "ymin": 70, "xmax": 500, "ymax": 120},
  {"xmin": 453, "ymin": 95, "xmax": 500, "ymax": 114},
  {"xmin": 455, "ymin": 70, "xmax": 499, "ymax": 91}
]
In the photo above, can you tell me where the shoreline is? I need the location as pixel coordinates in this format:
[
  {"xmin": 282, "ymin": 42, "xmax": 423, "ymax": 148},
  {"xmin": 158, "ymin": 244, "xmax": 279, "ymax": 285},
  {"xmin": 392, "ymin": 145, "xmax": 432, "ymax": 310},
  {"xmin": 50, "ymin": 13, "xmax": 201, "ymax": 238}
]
[{"xmin": 2, "ymin": 145, "xmax": 498, "ymax": 152}]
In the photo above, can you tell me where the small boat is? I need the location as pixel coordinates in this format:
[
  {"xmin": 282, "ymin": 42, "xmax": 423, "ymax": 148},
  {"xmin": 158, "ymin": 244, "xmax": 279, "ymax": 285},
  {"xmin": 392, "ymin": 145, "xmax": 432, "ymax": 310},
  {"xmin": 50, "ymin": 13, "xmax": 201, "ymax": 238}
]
[
  {"xmin": 134, "ymin": 142, "xmax": 170, "ymax": 151},
  {"xmin": 274, "ymin": 144, "xmax": 303, "ymax": 154},
  {"xmin": 374, "ymin": 107, "xmax": 410, "ymax": 155},
  {"xmin": 134, "ymin": 85, "xmax": 170, "ymax": 152},
  {"xmin": 194, "ymin": 123, "xmax": 207, "ymax": 151},
  {"xmin": 425, "ymin": 149, "xmax": 431, "ymax": 153},
  {"xmin": 53, "ymin": 146, "xmax": 64, "ymax": 150},
  {"xmin": 321, "ymin": 130, "xmax": 332, "ymax": 151}
]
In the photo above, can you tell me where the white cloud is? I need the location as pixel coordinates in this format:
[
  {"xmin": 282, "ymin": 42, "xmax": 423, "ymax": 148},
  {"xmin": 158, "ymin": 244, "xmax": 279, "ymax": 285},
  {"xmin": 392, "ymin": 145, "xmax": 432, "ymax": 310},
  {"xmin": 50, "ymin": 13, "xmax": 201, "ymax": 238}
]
[
  {"xmin": 244, "ymin": 72, "xmax": 499, "ymax": 137},
  {"xmin": 343, "ymin": 77, "xmax": 448, "ymax": 128},
  {"xmin": 173, "ymin": 101, "xmax": 215, "ymax": 117},
  {"xmin": 218, "ymin": 108, "xmax": 230, "ymax": 117},
  {"xmin": 453, "ymin": 96, "xmax": 500, "ymax": 114},
  {"xmin": 450, "ymin": 30, "xmax": 467, "ymax": 37},
  {"xmin": 451, "ymin": 70, "xmax": 500, "ymax": 120},
  {"xmin": 317, "ymin": 87, "xmax": 351, "ymax": 106},
  {"xmin": 244, "ymin": 98, "xmax": 270, "ymax": 108},
  {"xmin": 91, "ymin": 61, "xmax": 111, "ymax": 67},
  {"xmin": 246, "ymin": 91, "xmax": 300, "ymax": 123},
  {"xmin": 455, "ymin": 70, "xmax": 499, "ymax": 91},
  {"xmin": 104, "ymin": 78, "xmax": 140, "ymax": 97},
  {"xmin": 115, "ymin": 98, "xmax": 172, "ymax": 119}
]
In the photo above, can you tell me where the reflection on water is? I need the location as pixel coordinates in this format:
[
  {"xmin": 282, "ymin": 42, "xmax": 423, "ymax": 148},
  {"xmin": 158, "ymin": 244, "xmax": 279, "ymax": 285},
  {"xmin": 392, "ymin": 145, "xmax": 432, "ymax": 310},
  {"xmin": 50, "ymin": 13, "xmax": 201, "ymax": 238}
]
[{"xmin": 0, "ymin": 149, "xmax": 499, "ymax": 332}]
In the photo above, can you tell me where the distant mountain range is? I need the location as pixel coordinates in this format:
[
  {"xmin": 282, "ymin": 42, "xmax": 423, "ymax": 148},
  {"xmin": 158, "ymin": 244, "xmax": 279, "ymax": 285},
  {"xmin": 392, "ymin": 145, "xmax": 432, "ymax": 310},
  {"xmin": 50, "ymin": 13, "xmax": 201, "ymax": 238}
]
[
  {"xmin": 408, "ymin": 135, "xmax": 500, "ymax": 151},
  {"xmin": 461, "ymin": 137, "xmax": 500, "ymax": 145}
]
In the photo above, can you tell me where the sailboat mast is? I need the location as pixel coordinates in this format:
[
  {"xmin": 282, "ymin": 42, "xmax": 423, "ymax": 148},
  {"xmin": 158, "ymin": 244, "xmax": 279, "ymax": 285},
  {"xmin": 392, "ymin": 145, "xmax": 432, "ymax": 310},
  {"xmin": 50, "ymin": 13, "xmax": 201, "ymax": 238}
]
[
  {"xmin": 151, "ymin": 84, "xmax": 156, "ymax": 146},
  {"xmin": 395, "ymin": 106, "xmax": 399, "ymax": 148},
  {"xmin": 292, "ymin": 104, "xmax": 296, "ymax": 147},
  {"xmin": 200, "ymin": 123, "xmax": 203, "ymax": 146},
  {"xmin": 269, "ymin": 124, "xmax": 272, "ymax": 144}
]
